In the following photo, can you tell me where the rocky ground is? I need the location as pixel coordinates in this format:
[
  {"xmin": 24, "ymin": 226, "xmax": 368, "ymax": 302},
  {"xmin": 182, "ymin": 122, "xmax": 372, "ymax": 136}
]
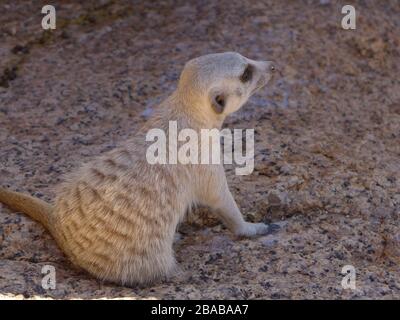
[{"xmin": 0, "ymin": 0, "xmax": 399, "ymax": 299}]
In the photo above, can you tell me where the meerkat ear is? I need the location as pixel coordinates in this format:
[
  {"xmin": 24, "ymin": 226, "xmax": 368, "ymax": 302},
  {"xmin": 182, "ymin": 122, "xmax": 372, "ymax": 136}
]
[{"xmin": 210, "ymin": 91, "xmax": 226, "ymax": 114}]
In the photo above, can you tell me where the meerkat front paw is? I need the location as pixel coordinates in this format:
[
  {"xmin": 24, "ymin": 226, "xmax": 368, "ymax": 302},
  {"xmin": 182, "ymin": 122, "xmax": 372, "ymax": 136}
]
[{"xmin": 235, "ymin": 222, "xmax": 269, "ymax": 237}]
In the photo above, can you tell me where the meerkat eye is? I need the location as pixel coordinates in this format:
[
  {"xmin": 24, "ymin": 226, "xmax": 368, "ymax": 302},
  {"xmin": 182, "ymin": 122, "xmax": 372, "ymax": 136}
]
[{"xmin": 240, "ymin": 64, "xmax": 253, "ymax": 83}]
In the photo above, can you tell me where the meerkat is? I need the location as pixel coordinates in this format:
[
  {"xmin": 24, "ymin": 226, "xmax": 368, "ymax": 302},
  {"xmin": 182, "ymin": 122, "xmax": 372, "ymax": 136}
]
[{"xmin": 0, "ymin": 52, "xmax": 276, "ymax": 286}]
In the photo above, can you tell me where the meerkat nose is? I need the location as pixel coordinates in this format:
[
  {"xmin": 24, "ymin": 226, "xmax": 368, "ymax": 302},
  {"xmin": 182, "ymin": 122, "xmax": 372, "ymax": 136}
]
[{"xmin": 265, "ymin": 61, "xmax": 276, "ymax": 73}]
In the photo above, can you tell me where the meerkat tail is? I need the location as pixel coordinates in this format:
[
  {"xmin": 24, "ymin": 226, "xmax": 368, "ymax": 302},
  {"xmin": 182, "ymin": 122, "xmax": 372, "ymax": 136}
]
[{"xmin": 0, "ymin": 187, "xmax": 53, "ymax": 230}]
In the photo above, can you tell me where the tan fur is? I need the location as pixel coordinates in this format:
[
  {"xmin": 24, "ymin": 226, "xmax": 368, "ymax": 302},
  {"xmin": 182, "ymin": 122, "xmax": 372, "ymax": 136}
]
[
  {"xmin": 0, "ymin": 188, "xmax": 53, "ymax": 230},
  {"xmin": 0, "ymin": 52, "xmax": 275, "ymax": 286}
]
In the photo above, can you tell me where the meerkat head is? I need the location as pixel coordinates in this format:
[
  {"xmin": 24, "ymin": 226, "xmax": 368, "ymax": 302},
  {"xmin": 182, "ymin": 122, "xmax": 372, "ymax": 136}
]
[{"xmin": 177, "ymin": 52, "xmax": 275, "ymax": 119}]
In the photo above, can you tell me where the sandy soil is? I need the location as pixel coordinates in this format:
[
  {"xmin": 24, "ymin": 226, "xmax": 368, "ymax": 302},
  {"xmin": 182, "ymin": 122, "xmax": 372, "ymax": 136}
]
[{"xmin": 0, "ymin": 0, "xmax": 399, "ymax": 299}]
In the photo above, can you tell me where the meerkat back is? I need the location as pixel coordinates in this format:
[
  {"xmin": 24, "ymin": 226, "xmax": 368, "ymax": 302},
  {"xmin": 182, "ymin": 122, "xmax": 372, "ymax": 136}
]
[{"xmin": 50, "ymin": 142, "xmax": 188, "ymax": 285}]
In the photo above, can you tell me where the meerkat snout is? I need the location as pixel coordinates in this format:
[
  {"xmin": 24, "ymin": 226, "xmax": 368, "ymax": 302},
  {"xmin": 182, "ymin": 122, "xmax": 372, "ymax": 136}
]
[{"xmin": 250, "ymin": 60, "xmax": 276, "ymax": 94}]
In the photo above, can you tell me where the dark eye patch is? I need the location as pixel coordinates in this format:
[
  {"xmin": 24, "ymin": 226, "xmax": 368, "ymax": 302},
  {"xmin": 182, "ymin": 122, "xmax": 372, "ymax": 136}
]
[{"xmin": 240, "ymin": 64, "xmax": 253, "ymax": 83}]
